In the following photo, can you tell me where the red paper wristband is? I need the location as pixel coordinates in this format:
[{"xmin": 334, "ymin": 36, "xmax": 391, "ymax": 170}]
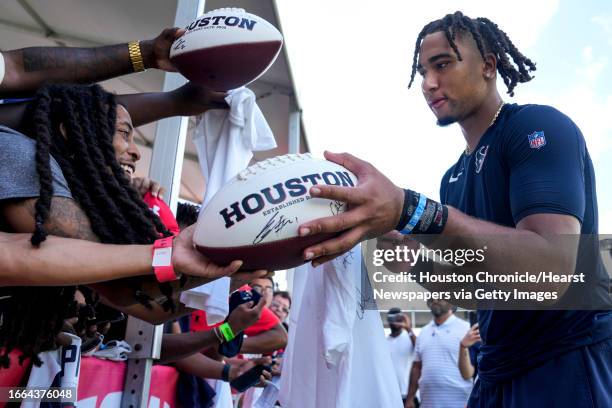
[{"xmin": 152, "ymin": 236, "xmax": 179, "ymax": 282}]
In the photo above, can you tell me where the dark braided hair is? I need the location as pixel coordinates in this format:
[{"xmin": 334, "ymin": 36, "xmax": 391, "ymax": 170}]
[
  {"xmin": 408, "ymin": 11, "xmax": 536, "ymax": 96},
  {"xmin": 0, "ymin": 84, "xmax": 175, "ymax": 367},
  {"xmin": 0, "ymin": 287, "xmax": 78, "ymax": 368}
]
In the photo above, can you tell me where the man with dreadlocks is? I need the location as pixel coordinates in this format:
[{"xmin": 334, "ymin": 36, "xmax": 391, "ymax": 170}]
[
  {"xmin": 296, "ymin": 11, "xmax": 612, "ymax": 408},
  {"xmin": 0, "ymin": 83, "xmax": 266, "ymax": 372}
]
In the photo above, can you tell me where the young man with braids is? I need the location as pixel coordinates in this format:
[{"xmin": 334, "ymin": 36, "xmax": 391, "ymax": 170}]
[
  {"xmin": 0, "ymin": 84, "xmax": 265, "ymax": 369},
  {"xmin": 0, "ymin": 25, "xmax": 232, "ymax": 287},
  {"xmin": 297, "ymin": 11, "xmax": 612, "ymax": 408}
]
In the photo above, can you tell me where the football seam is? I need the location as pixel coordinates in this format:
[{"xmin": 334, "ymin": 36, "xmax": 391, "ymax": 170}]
[{"xmin": 237, "ymin": 153, "xmax": 313, "ymax": 180}]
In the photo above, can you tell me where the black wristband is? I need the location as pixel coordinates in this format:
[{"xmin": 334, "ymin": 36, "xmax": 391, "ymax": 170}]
[
  {"xmin": 416, "ymin": 199, "xmax": 448, "ymax": 234},
  {"xmin": 395, "ymin": 189, "xmax": 420, "ymax": 231},
  {"xmin": 395, "ymin": 189, "xmax": 448, "ymax": 235},
  {"xmin": 221, "ymin": 363, "xmax": 231, "ymax": 382},
  {"xmin": 395, "ymin": 189, "xmax": 411, "ymax": 231}
]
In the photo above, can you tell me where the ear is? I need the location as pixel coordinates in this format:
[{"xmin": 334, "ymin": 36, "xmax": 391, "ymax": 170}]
[{"xmin": 482, "ymin": 52, "xmax": 497, "ymax": 80}]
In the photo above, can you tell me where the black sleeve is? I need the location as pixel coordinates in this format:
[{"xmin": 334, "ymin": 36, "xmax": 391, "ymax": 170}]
[{"xmin": 502, "ymin": 105, "xmax": 586, "ymax": 225}]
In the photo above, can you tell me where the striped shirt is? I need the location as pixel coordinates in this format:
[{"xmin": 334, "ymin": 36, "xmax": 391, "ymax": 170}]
[{"xmin": 415, "ymin": 315, "xmax": 472, "ymax": 408}]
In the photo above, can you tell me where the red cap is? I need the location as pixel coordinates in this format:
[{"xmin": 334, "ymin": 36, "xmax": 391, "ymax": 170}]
[{"xmin": 143, "ymin": 192, "xmax": 180, "ymax": 236}]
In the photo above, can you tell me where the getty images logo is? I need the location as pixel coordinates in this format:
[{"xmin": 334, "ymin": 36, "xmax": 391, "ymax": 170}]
[{"xmin": 186, "ymin": 15, "xmax": 257, "ymax": 31}]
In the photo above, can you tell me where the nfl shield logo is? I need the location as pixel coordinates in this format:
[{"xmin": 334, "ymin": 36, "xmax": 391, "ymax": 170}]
[{"xmin": 528, "ymin": 131, "xmax": 546, "ymax": 149}]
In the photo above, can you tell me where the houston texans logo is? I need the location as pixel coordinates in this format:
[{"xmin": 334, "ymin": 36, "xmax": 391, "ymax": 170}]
[{"xmin": 474, "ymin": 146, "xmax": 488, "ymax": 174}]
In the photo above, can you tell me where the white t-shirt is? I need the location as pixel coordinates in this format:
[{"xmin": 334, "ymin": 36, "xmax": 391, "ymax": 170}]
[
  {"xmin": 414, "ymin": 315, "xmax": 472, "ymax": 408},
  {"xmin": 22, "ymin": 332, "xmax": 82, "ymax": 408},
  {"xmin": 387, "ymin": 330, "xmax": 415, "ymax": 398},
  {"xmin": 0, "ymin": 52, "xmax": 5, "ymax": 86},
  {"xmin": 279, "ymin": 246, "xmax": 403, "ymax": 408}
]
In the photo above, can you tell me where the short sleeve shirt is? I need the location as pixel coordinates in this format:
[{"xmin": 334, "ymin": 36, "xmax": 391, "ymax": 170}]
[
  {"xmin": 0, "ymin": 126, "xmax": 72, "ymax": 202},
  {"xmin": 414, "ymin": 315, "xmax": 472, "ymax": 408},
  {"xmin": 439, "ymin": 104, "xmax": 612, "ymax": 381}
]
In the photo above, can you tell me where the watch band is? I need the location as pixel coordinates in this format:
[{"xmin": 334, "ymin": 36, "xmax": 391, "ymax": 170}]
[
  {"xmin": 221, "ymin": 363, "xmax": 231, "ymax": 382},
  {"xmin": 152, "ymin": 236, "xmax": 179, "ymax": 282},
  {"xmin": 128, "ymin": 41, "xmax": 146, "ymax": 72}
]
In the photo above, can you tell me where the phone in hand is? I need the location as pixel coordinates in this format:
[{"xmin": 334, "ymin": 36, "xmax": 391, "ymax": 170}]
[
  {"xmin": 387, "ymin": 312, "xmax": 400, "ymax": 324},
  {"xmin": 219, "ymin": 289, "xmax": 263, "ymax": 358},
  {"xmin": 92, "ymin": 303, "xmax": 126, "ymax": 326},
  {"xmin": 230, "ymin": 364, "xmax": 271, "ymax": 392},
  {"xmin": 229, "ymin": 289, "xmax": 261, "ymax": 311}
]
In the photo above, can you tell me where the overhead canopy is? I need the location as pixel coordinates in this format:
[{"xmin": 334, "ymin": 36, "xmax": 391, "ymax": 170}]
[{"xmin": 0, "ymin": 0, "xmax": 308, "ymax": 202}]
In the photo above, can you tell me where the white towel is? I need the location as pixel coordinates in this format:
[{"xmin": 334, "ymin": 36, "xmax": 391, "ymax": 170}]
[
  {"xmin": 278, "ymin": 247, "xmax": 403, "ymax": 408},
  {"xmin": 22, "ymin": 333, "xmax": 81, "ymax": 408},
  {"xmin": 253, "ymin": 376, "xmax": 281, "ymax": 408},
  {"xmin": 181, "ymin": 87, "xmax": 277, "ymax": 325},
  {"xmin": 92, "ymin": 340, "xmax": 132, "ymax": 361},
  {"xmin": 206, "ymin": 379, "xmax": 234, "ymax": 408},
  {"xmin": 241, "ymin": 386, "xmax": 264, "ymax": 408}
]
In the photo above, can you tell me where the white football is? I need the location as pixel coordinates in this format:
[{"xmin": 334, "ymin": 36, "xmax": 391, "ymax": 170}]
[
  {"xmin": 194, "ymin": 153, "xmax": 357, "ymax": 270},
  {"xmin": 169, "ymin": 8, "xmax": 283, "ymax": 91}
]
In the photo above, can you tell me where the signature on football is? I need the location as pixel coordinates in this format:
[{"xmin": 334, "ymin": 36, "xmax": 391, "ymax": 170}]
[
  {"xmin": 253, "ymin": 212, "xmax": 298, "ymax": 244},
  {"xmin": 330, "ymin": 200, "xmax": 343, "ymax": 215},
  {"xmin": 173, "ymin": 38, "xmax": 186, "ymax": 51}
]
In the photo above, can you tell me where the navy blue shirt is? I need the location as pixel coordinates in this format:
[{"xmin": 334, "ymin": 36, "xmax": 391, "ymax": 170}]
[{"xmin": 440, "ymin": 103, "xmax": 612, "ymax": 383}]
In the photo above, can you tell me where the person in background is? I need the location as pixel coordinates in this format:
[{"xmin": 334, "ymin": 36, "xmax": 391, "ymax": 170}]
[
  {"xmin": 250, "ymin": 277, "xmax": 275, "ymax": 307},
  {"xmin": 405, "ymin": 300, "xmax": 471, "ymax": 408},
  {"xmin": 459, "ymin": 322, "xmax": 481, "ymax": 381},
  {"xmin": 386, "ymin": 307, "xmax": 417, "ymax": 405},
  {"xmin": 270, "ymin": 291, "xmax": 291, "ymax": 324}
]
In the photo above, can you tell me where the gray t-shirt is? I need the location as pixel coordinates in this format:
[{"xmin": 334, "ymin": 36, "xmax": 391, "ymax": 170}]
[{"xmin": 0, "ymin": 125, "xmax": 72, "ymax": 201}]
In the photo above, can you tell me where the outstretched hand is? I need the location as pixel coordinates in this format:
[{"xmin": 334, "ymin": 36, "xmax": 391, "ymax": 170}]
[
  {"xmin": 298, "ymin": 151, "xmax": 405, "ymax": 266},
  {"xmin": 141, "ymin": 27, "xmax": 186, "ymax": 72},
  {"xmin": 171, "ymin": 82, "xmax": 228, "ymax": 116},
  {"xmin": 172, "ymin": 224, "xmax": 267, "ymax": 282},
  {"xmin": 131, "ymin": 176, "xmax": 165, "ymax": 199},
  {"xmin": 228, "ymin": 297, "xmax": 266, "ymax": 333}
]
